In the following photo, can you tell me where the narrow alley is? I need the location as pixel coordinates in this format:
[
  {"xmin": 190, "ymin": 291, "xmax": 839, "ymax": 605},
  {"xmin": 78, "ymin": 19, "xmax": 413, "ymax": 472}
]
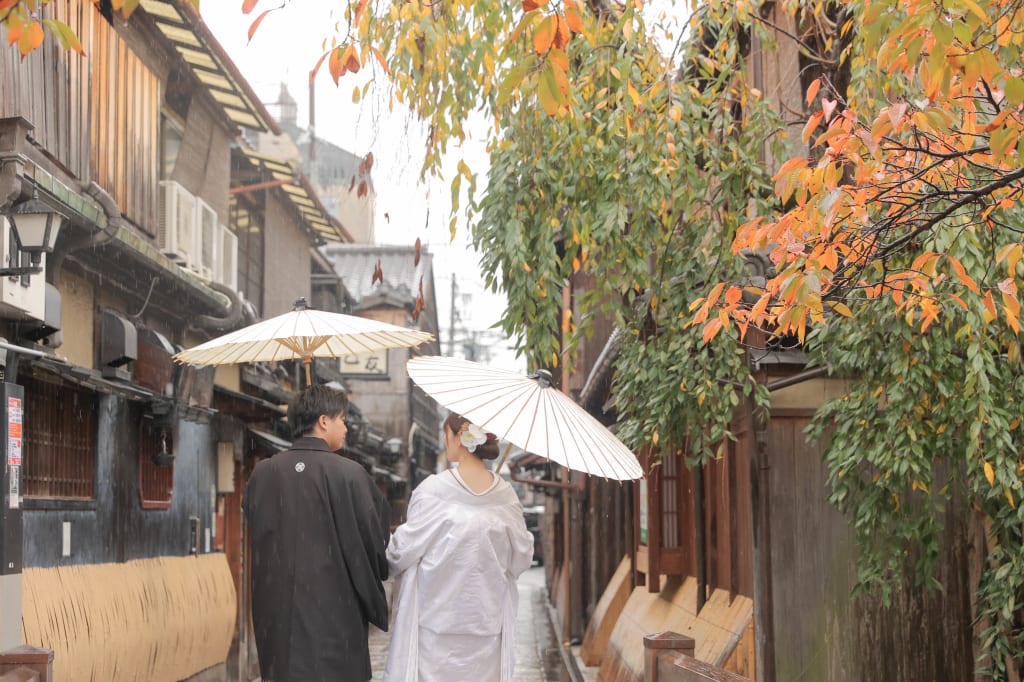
[{"xmin": 367, "ymin": 567, "xmax": 571, "ymax": 682}]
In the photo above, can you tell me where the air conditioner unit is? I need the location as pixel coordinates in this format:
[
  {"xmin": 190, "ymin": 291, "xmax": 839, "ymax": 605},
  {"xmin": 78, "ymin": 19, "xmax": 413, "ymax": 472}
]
[
  {"xmin": 158, "ymin": 180, "xmax": 196, "ymax": 265},
  {"xmin": 218, "ymin": 224, "xmax": 238, "ymax": 291},
  {"xmin": 192, "ymin": 199, "xmax": 218, "ymax": 280}
]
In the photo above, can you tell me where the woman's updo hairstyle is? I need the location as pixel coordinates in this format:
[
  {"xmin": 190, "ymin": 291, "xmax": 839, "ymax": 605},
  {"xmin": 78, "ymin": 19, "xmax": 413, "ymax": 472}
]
[{"xmin": 444, "ymin": 413, "xmax": 500, "ymax": 460}]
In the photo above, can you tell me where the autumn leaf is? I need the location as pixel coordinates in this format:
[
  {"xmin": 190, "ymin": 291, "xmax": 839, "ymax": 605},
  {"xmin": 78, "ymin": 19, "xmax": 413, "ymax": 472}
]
[
  {"xmin": 17, "ymin": 21, "xmax": 44, "ymax": 59},
  {"xmin": 414, "ymin": 238, "xmax": 421, "ymax": 266},
  {"xmin": 341, "ymin": 43, "xmax": 361, "ymax": 73},
  {"xmin": 248, "ymin": 9, "xmax": 274, "ymax": 43},
  {"xmin": 534, "ymin": 14, "xmax": 557, "ymax": 55},
  {"xmin": 358, "ymin": 152, "xmax": 374, "ymax": 175},
  {"xmin": 42, "ymin": 19, "xmax": 84, "ymax": 55},
  {"xmin": 984, "ymin": 461, "xmax": 995, "ymax": 486},
  {"xmin": 522, "ymin": 0, "xmax": 548, "ymax": 10},
  {"xmin": 241, "ymin": 0, "xmax": 259, "ymax": 13},
  {"xmin": 553, "ymin": 14, "xmax": 571, "ymax": 49},
  {"xmin": 328, "ymin": 47, "xmax": 347, "ymax": 85},
  {"xmin": 805, "ymin": 77, "xmax": 821, "ymax": 106},
  {"xmin": 564, "ymin": 0, "xmax": 584, "ymax": 33}
]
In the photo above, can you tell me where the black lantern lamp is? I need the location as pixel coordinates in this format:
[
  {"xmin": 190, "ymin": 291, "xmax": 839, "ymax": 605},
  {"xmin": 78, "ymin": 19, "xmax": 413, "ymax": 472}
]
[{"xmin": 3, "ymin": 192, "xmax": 64, "ymax": 277}]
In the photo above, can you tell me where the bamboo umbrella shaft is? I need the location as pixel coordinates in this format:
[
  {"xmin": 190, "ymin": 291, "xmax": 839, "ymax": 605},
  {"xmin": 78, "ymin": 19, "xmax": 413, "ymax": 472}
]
[{"xmin": 493, "ymin": 440, "xmax": 512, "ymax": 473}]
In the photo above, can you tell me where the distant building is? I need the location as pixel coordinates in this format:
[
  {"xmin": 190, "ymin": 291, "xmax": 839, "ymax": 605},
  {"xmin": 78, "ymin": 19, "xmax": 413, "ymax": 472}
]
[
  {"xmin": 320, "ymin": 243, "xmax": 442, "ymax": 519},
  {"xmin": 253, "ymin": 84, "xmax": 376, "ymax": 244}
]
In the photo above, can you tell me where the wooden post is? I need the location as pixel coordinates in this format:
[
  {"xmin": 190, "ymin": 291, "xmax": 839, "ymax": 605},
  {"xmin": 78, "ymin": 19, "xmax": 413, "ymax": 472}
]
[
  {"xmin": 0, "ymin": 645, "xmax": 54, "ymax": 682},
  {"xmin": 644, "ymin": 631, "xmax": 695, "ymax": 682}
]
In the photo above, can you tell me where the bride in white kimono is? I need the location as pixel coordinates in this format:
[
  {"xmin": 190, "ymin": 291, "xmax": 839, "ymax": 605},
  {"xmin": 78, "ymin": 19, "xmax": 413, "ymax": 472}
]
[{"xmin": 384, "ymin": 413, "xmax": 535, "ymax": 682}]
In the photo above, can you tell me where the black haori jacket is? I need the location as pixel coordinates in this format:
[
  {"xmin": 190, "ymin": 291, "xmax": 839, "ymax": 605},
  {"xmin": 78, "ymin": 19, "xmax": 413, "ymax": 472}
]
[{"xmin": 244, "ymin": 437, "xmax": 390, "ymax": 682}]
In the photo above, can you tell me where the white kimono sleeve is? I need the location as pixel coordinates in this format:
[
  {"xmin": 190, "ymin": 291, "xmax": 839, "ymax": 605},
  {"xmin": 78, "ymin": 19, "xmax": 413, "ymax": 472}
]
[{"xmin": 383, "ymin": 486, "xmax": 449, "ymax": 682}]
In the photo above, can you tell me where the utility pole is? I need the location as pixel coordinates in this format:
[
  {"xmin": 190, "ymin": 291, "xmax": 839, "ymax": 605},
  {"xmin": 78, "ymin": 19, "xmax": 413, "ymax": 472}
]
[{"xmin": 449, "ymin": 272, "xmax": 457, "ymax": 356}]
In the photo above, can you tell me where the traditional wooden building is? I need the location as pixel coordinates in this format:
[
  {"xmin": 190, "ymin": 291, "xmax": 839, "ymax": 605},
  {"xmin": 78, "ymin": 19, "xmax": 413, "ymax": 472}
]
[
  {"xmin": 0, "ymin": 2, "xmax": 402, "ymax": 680},
  {"xmin": 551, "ymin": 6, "xmax": 977, "ymax": 682}
]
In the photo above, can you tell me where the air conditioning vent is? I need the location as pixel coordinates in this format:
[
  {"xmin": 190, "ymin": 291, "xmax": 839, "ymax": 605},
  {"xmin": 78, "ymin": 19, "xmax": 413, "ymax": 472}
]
[
  {"xmin": 192, "ymin": 199, "xmax": 218, "ymax": 280},
  {"xmin": 217, "ymin": 224, "xmax": 238, "ymax": 290},
  {"xmin": 158, "ymin": 181, "xmax": 196, "ymax": 266}
]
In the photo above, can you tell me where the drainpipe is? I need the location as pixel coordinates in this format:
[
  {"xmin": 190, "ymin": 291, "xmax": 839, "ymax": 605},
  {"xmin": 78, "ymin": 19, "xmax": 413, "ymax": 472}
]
[
  {"xmin": 47, "ymin": 181, "xmax": 120, "ymax": 291},
  {"xmin": 747, "ymin": 387, "xmax": 775, "ymax": 682},
  {"xmin": 191, "ymin": 282, "xmax": 244, "ymax": 333}
]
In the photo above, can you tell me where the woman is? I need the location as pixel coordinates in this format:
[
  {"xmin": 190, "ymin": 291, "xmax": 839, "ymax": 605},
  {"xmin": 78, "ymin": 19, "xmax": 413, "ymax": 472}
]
[{"xmin": 383, "ymin": 413, "xmax": 535, "ymax": 682}]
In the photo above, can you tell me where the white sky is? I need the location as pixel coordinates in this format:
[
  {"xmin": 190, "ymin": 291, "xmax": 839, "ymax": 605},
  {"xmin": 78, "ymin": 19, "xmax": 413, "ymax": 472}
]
[
  {"xmin": 199, "ymin": 3, "xmax": 685, "ymax": 373},
  {"xmin": 200, "ymin": 3, "xmax": 520, "ymax": 370}
]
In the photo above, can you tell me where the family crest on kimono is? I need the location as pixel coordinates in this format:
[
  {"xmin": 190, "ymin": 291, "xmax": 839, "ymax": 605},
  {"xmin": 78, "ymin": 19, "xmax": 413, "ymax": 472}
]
[
  {"xmin": 244, "ymin": 385, "xmax": 391, "ymax": 682},
  {"xmin": 384, "ymin": 413, "xmax": 535, "ymax": 682}
]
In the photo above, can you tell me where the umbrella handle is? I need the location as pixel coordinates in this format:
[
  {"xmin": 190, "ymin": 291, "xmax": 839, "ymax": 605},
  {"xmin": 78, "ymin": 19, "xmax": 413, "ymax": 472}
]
[
  {"xmin": 494, "ymin": 442, "xmax": 514, "ymax": 475},
  {"xmin": 303, "ymin": 357, "xmax": 311, "ymax": 387}
]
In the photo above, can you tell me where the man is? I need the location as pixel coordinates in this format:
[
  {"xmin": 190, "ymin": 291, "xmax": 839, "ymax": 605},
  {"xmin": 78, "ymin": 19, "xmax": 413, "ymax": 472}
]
[{"xmin": 244, "ymin": 385, "xmax": 390, "ymax": 682}]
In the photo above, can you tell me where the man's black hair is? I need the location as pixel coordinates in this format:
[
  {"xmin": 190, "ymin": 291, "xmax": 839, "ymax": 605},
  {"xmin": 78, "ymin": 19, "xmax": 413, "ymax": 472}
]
[{"xmin": 287, "ymin": 385, "xmax": 348, "ymax": 439}]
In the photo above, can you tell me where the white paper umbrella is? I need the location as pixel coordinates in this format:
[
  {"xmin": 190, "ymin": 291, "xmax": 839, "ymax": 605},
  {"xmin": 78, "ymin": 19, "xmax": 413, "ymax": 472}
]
[
  {"xmin": 406, "ymin": 356, "xmax": 642, "ymax": 480},
  {"xmin": 174, "ymin": 298, "xmax": 434, "ymax": 383}
]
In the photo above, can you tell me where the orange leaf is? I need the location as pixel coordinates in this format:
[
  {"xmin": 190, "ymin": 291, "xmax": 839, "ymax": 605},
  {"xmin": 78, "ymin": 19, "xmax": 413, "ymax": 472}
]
[
  {"xmin": 982, "ymin": 290, "xmax": 997, "ymax": 322},
  {"xmin": 328, "ymin": 47, "xmax": 347, "ymax": 85},
  {"xmin": 342, "ymin": 43, "xmax": 361, "ymax": 73},
  {"xmin": 548, "ymin": 47, "xmax": 568, "ymax": 73},
  {"xmin": 802, "ymin": 111, "xmax": 824, "ymax": 144},
  {"xmin": 522, "ymin": 0, "xmax": 544, "ymax": 10},
  {"xmin": 564, "ymin": 1, "xmax": 584, "ymax": 32},
  {"xmin": 241, "ymin": 0, "xmax": 259, "ymax": 13},
  {"xmin": 984, "ymin": 461, "xmax": 995, "ymax": 486},
  {"xmin": 805, "ymin": 77, "xmax": 821, "ymax": 106},
  {"xmin": 702, "ymin": 318, "xmax": 724, "ymax": 344},
  {"xmin": 18, "ymin": 21, "xmax": 44, "ymax": 58},
  {"xmin": 247, "ymin": 8, "xmax": 273, "ymax": 42},
  {"xmin": 354, "ymin": 0, "xmax": 369, "ymax": 23},
  {"xmin": 552, "ymin": 14, "xmax": 571, "ymax": 49},
  {"xmin": 533, "ymin": 14, "xmax": 557, "ymax": 55},
  {"xmin": 947, "ymin": 256, "xmax": 980, "ymax": 294},
  {"xmin": 371, "ymin": 46, "xmax": 390, "ymax": 74}
]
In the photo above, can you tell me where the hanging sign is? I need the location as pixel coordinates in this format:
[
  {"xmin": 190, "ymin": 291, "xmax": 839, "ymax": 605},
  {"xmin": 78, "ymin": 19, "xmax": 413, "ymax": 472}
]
[{"xmin": 7, "ymin": 396, "xmax": 21, "ymax": 466}]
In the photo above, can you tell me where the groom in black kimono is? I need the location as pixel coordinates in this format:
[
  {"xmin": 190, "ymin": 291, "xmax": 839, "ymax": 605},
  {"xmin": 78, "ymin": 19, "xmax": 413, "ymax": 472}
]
[{"xmin": 244, "ymin": 385, "xmax": 390, "ymax": 682}]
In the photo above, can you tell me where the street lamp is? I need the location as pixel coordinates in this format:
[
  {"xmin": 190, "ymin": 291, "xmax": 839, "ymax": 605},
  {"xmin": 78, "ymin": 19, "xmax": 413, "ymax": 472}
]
[{"xmin": 3, "ymin": 193, "xmax": 64, "ymax": 278}]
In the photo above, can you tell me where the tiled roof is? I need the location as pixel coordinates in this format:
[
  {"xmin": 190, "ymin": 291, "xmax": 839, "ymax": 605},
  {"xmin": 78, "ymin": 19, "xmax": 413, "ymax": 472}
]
[{"xmin": 320, "ymin": 244, "xmax": 432, "ymax": 304}]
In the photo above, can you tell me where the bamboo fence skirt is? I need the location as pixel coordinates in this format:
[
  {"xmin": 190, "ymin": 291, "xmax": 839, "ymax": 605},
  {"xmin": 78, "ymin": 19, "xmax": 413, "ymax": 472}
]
[{"xmin": 21, "ymin": 554, "xmax": 236, "ymax": 682}]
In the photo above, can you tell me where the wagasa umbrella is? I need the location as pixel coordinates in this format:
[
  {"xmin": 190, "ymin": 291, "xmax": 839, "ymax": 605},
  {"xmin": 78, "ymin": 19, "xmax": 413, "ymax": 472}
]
[
  {"xmin": 406, "ymin": 355, "xmax": 642, "ymax": 480},
  {"xmin": 175, "ymin": 298, "xmax": 433, "ymax": 384}
]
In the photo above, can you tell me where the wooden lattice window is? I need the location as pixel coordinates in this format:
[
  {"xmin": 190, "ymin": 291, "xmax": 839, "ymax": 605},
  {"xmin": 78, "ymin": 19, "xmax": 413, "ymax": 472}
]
[
  {"xmin": 139, "ymin": 418, "xmax": 174, "ymax": 509},
  {"xmin": 22, "ymin": 375, "xmax": 97, "ymax": 499}
]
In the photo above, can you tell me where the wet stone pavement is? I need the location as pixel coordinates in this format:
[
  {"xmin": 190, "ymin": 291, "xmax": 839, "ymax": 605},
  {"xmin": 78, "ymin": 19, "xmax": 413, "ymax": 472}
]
[{"xmin": 368, "ymin": 566, "xmax": 571, "ymax": 681}]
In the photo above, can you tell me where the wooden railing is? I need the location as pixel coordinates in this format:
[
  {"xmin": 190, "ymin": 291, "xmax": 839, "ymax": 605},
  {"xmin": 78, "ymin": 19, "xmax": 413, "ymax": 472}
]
[{"xmin": 643, "ymin": 632, "xmax": 752, "ymax": 682}]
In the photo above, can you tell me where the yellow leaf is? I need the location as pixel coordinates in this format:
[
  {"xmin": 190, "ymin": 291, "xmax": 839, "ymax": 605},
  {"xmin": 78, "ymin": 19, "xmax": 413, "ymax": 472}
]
[
  {"xmin": 627, "ymin": 80, "xmax": 640, "ymax": 107},
  {"xmin": 537, "ymin": 67, "xmax": 562, "ymax": 116},
  {"xmin": 960, "ymin": 0, "xmax": 988, "ymax": 23},
  {"xmin": 984, "ymin": 460, "xmax": 995, "ymax": 486},
  {"xmin": 829, "ymin": 301, "xmax": 853, "ymax": 317}
]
